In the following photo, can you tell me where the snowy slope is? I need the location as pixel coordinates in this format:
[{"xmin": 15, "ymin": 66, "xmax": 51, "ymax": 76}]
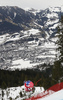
[
  {"xmin": 0, "ymin": 85, "xmax": 63, "ymax": 100},
  {"xmin": 39, "ymin": 89, "xmax": 63, "ymax": 100},
  {"xmin": 0, "ymin": 86, "xmax": 44, "ymax": 100}
]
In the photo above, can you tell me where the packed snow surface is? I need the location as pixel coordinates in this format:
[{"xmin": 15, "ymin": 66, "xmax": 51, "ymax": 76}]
[{"xmin": 39, "ymin": 89, "xmax": 63, "ymax": 100}]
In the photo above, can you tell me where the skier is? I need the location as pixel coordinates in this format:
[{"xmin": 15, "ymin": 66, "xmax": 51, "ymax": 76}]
[{"xmin": 24, "ymin": 80, "xmax": 34, "ymax": 92}]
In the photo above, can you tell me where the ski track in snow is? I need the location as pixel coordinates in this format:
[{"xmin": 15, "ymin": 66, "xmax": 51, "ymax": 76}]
[{"xmin": 39, "ymin": 89, "xmax": 63, "ymax": 100}]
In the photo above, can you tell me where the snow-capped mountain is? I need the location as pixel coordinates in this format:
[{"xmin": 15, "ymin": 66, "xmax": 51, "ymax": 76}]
[
  {"xmin": 0, "ymin": 6, "xmax": 34, "ymax": 34},
  {"xmin": 0, "ymin": 6, "xmax": 63, "ymax": 70}
]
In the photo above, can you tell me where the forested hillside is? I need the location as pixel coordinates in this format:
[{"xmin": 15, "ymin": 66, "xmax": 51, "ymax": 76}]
[
  {"xmin": 0, "ymin": 64, "xmax": 52, "ymax": 89},
  {"xmin": 52, "ymin": 16, "xmax": 63, "ymax": 85}
]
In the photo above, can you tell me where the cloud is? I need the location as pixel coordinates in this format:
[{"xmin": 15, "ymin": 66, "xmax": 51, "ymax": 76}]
[{"xmin": 0, "ymin": 0, "xmax": 63, "ymax": 9}]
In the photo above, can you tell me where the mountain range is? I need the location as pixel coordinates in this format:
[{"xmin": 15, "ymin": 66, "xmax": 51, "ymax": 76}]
[{"xmin": 0, "ymin": 6, "xmax": 63, "ymax": 70}]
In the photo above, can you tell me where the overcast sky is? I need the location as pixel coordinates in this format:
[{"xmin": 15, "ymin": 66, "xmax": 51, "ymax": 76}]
[{"xmin": 0, "ymin": 0, "xmax": 63, "ymax": 10}]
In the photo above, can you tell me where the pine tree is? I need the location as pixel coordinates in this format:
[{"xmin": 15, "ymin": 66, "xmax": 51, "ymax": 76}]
[{"xmin": 56, "ymin": 16, "xmax": 63, "ymax": 74}]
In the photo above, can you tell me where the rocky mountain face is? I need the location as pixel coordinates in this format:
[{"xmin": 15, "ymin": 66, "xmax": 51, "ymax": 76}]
[
  {"xmin": 0, "ymin": 6, "xmax": 34, "ymax": 34},
  {"xmin": 0, "ymin": 6, "xmax": 63, "ymax": 70}
]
